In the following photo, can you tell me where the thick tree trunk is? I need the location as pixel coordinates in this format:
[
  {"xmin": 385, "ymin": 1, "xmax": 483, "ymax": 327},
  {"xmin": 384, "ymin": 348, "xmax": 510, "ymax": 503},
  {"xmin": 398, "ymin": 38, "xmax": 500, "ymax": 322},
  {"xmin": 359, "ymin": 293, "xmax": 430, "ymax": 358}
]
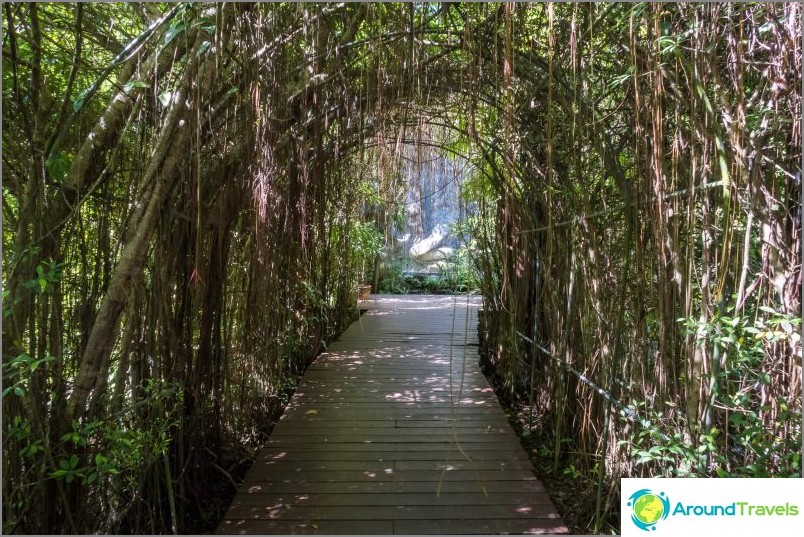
[
  {"xmin": 47, "ymin": 26, "xmax": 198, "ymax": 234},
  {"xmin": 66, "ymin": 56, "xmax": 201, "ymax": 421}
]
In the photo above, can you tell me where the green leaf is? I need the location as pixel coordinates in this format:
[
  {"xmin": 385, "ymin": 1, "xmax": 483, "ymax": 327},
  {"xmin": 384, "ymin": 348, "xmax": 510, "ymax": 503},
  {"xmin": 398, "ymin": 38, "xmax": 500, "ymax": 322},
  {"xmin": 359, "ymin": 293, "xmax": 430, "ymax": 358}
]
[
  {"xmin": 158, "ymin": 91, "xmax": 173, "ymax": 107},
  {"xmin": 68, "ymin": 454, "xmax": 79, "ymax": 469},
  {"xmin": 655, "ymin": 35, "xmax": 679, "ymax": 54},
  {"xmin": 165, "ymin": 21, "xmax": 187, "ymax": 45},
  {"xmin": 84, "ymin": 471, "xmax": 98, "ymax": 485},
  {"xmin": 14, "ymin": 386, "xmax": 24, "ymax": 397},
  {"xmin": 196, "ymin": 41, "xmax": 211, "ymax": 57},
  {"xmin": 73, "ymin": 87, "xmax": 91, "ymax": 113},
  {"xmin": 2, "ymin": 386, "xmax": 13, "ymax": 398},
  {"xmin": 717, "ymin": 152, "xmax": 730, "ymax": 187},
  {"xmin": 729, "ymin": 414, "xmax": 745, "ymax": 425},
  {"xmin": 45, "ymin": 152, "xmax": 72, "ymax": 182},
  {"xmin": 123, "ymin": 80, "xmax": 149, "ymax": 94}
]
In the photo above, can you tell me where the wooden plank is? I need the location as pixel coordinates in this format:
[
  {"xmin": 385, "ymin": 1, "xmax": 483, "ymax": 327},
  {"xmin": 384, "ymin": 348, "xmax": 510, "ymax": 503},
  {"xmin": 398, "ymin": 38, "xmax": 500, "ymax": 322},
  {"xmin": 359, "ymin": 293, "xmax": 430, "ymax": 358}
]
[
  {"xmin": 293, "ymin": 386, "xmax": 492, "ymax": 394},
  {"xmin": 311, "ymin": 361, "xmax": 478, "ymax": 367},
  {"xmin": 294, "ymin": 384, "xmax": 494, "ymax": 391},
  {"xmin": 242, "ymin": 469, "xmax": 538, "ymax": 483},
  {"xmin": 306, "ymin": 366, "xmax": 475, "ymax": 373},
  {"xmin": 272, "ymin": 421, "xmax": 508, "ymax": 431},
  {"xmin": 218, "ymin": 295, "xmax": 564, "ymax": 535},
  {"xmin": 217, "ymin": 519, "xmax": 394, "ymax": 535},
  {"xmin": 300, "ymin": 372, "xmax": 484, "ymax": 377},
  {"xmin": 238, "ymin": 480, "xmax": 547, "ymax": 495},
  {"xmin": 281, "ymin": 401, "xmax": 501, "ymax": 410},
  {"xmin": 260, "ymin": 442, "xmax": 524, "ymax": 452},
  {"xmin": 256, "ymin": 449, "xmax": 532, "ymax": 462},
  {"xmin": 290, "ymin": 383, "xmax": 491, "ymax": 391},
  {"xmin": 271, "ymin": 426, "xmax": 512, "ymax": 435},
  {"xmin": 280, "ymin": 409, "xmax": 506, "ymax": 420},
  {"xmin": 393, "ymin": 459, "xmax": 532, "ymax": 471},
  {"xmin": 248, "ymin": 459, "xmax": 532, "ymax": 471},
  {"xmin": 224, "ymin": 504, "xmax": 559, "ymax": 520},
  {"xmin": 394, "ymin": 519, "xmax": 570, "ymax": 535},
  {"xmin": 265, "ymin": 434, "xmax": 520, "ymax": 443},
  {"xmin": 228, "ymin": 491, "xmax": 553, "ymax": 507},
  {"xmin": 281, "ymin": 396, "xmax": 498, "ymax": 404}
]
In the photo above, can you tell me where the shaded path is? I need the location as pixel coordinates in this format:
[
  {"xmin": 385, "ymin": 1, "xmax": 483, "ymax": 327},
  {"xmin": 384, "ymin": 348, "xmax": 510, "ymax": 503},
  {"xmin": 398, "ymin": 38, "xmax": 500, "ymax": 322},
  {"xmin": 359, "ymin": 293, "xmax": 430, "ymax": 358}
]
[{"xmin": 218, "ymin": 295, "xmax": 567, "ymax": 534}]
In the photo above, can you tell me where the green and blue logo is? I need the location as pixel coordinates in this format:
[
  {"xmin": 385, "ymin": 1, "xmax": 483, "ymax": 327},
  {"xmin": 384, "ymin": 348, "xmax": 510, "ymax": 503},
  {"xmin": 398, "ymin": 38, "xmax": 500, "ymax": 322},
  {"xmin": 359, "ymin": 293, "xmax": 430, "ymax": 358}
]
[{"xmin": 628, "ymin": 489, "xmax": 670, "ymax": 531}]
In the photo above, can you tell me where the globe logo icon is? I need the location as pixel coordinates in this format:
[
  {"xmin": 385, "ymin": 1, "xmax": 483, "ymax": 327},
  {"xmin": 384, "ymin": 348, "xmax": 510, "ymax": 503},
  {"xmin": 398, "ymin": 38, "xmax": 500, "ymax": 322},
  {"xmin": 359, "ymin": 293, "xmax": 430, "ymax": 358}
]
[{"xmin": 627, "ymin": 489, "xmax": 670, "ymax": 531}]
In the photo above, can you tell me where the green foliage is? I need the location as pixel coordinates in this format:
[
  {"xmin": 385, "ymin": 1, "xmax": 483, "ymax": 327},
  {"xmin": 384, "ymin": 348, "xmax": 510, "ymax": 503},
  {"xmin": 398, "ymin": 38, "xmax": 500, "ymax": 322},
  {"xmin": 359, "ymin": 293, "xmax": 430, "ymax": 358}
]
[
  {"xmin": 349, "ymin": 220, "xmax": 383, "ymax": 283},
  {"xmin": 449, "ymin": 240, "xmax": 481, "ymax": 292},
  {"xmin": 357, "ymin": 180, "xmax": 383, "ymax": 207},
  {"xmin": 2, "ymin": 353, "xmax": 56, "ymax": 398},
  {"xmin": 2, "ymin": 2, "xmax": 800, "ymax": 534},
  {"xmin": 619, "ymin": 305, "xmax": 802, "ymax": 478},
  {"xmin": 377, "ymin": 261, "xmax": 410, "ymax": 294},
  {"xmin": 22, "ymin": 260, "xmax": 63, "ymax": 294},
  {"xmin": 377, "ymin": 248, "xmax": 479, "ymax": 295},
  {"xmin": 50, "ymin": 379, "xmax": 181, "ymax": 486},
  {"xmin": 621, "ymin": 401, "xmax": 800, "ymax": 479},
  {"xmin": 45, "ymin": 152, "xmax": 72, "ymax": 183},
  {"xmin": 4, "ymin": 373, "xmax": 182, "ymax": 517},
  {"xmin": 421, "ymin": 269, "xmax": 474, "ymax": 294},
  {"xmin": 620, "ymin": 403, "xmax": 723, "ymax": 477}
]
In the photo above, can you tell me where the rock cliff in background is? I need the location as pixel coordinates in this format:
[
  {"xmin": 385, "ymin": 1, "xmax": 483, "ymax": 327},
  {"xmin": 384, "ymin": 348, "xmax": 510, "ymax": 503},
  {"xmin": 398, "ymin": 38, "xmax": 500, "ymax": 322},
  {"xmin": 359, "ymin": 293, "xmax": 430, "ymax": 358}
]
[
  {"xmin": 390, "ymin": 147, "xmax": 471, "ymax": 272},
  {"xmin": 409, "ymin": 224, "xmax": 450, "ymax": 259}
]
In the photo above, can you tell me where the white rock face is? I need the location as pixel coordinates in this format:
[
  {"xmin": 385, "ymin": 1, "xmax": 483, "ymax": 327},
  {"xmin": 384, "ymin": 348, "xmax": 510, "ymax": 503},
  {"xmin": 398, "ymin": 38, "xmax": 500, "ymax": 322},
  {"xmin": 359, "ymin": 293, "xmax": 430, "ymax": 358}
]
[
  {"xmin": 386, "ymin": 143, "xmax": 473, "ymax": 273},
  {"xmin": 414, "ymin": 246, "xmax": 455, "ymax": 262},
  {"xmin": 426, "ymin": 261, "xmax": 455, "ymax": 273},
  {"xmin": 410, "ymin": 224, "xmax": 450, "ymax": 259}
]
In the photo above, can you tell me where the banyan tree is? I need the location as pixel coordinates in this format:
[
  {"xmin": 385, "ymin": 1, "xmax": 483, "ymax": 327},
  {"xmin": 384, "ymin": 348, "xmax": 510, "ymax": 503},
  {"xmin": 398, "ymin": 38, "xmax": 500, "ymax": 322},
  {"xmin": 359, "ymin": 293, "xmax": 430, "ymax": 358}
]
[{"xmin": 2, "ymin": 2, "xmax": 801, "ymax": 534}]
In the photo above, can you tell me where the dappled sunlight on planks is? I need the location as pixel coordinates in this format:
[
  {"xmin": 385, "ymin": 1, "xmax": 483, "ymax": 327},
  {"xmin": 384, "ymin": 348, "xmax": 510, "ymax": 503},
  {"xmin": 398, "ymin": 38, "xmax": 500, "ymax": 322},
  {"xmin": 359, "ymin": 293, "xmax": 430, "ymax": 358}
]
[{"xmin": 218, "ymin": 295, "xmax": 567, "ymax": 534}]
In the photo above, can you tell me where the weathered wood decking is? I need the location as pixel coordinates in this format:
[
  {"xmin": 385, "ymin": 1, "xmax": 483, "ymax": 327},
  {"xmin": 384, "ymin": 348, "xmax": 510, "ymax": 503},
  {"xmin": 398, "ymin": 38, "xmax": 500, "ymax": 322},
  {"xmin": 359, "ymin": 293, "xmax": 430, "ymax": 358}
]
[{"xmin": 217, "ymin": 295, "xmax": 567, "ymax": 535}]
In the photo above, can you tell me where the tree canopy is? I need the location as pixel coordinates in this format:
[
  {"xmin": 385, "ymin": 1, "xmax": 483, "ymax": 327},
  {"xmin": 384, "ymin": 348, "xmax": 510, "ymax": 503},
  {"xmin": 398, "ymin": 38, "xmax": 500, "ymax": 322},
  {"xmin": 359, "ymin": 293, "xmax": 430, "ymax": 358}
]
[{"xmin": 2, "ymin": 2, "xmax": 801, "ymax": 534}]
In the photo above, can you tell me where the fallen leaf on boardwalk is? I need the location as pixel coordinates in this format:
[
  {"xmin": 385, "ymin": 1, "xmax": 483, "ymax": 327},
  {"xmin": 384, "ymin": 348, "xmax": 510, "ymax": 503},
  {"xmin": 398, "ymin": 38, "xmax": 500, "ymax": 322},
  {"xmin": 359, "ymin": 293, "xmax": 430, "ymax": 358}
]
[{"xmin": 305, "ymin": 409, "xmax": 318, "ymax": 415}]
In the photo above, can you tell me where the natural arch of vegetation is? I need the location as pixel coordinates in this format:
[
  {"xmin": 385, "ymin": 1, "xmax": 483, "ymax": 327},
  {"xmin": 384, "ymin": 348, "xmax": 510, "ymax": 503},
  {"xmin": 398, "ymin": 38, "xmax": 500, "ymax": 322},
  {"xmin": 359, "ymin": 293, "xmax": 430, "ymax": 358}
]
[{"xmin": 2, "ymin": 3, "xmax": 800, "ymax": 534}]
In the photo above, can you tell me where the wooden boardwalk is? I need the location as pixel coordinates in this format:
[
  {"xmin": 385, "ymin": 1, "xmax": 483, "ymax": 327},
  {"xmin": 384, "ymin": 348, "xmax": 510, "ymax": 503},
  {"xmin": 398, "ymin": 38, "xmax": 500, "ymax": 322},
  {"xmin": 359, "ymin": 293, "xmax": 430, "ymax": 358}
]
[{"xmin": 217, "ymin": 295, "xmax": 567, "ymax": 535}]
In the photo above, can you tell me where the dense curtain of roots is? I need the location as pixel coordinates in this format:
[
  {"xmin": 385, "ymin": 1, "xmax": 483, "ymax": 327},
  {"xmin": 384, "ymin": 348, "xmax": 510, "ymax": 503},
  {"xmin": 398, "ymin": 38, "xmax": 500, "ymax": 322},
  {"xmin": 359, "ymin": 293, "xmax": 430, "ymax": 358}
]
[{"xmin": 2, "ymin": 3, "xmax": 800, "ymax": 533}]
